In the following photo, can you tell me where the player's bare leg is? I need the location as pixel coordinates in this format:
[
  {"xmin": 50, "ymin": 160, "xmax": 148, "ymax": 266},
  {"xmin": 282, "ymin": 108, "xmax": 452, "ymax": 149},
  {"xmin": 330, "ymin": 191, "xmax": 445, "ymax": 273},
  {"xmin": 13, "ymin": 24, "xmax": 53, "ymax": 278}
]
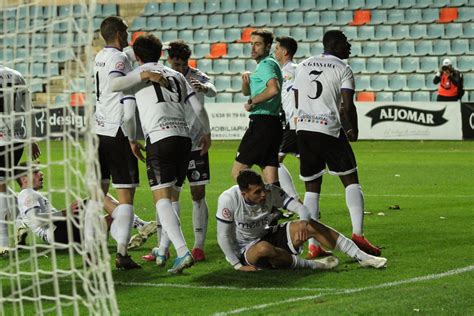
[{"xmin": 231, "ymin": 161, "xmax": 250, "ymax": 181}]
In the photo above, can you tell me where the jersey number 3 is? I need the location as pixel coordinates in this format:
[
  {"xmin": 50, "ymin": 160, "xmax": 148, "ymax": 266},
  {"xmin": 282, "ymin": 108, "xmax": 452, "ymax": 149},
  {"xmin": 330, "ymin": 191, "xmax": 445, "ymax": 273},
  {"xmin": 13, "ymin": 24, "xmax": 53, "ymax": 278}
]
[{"xmin": 308, "ymin": 70, "xmax": 323, "ymax": 100}]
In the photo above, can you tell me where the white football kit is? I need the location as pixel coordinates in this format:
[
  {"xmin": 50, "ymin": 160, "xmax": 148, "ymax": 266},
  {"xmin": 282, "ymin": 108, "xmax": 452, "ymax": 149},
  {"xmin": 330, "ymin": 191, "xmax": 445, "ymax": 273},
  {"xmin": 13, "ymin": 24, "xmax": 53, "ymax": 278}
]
[
  {"xmin": 281, "ymin": 60, "xmax": 298, "ymax": 130},
  {"xmin": 293, "ymin": 54, "xmax": 355, "ymax": 138}
]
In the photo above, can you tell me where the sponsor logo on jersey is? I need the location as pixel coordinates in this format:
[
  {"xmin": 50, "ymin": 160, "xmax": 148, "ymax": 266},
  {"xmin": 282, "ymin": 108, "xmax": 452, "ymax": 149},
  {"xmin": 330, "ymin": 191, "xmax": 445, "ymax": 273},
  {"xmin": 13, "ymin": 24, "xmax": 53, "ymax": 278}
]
[
  {"xmin": 366, "ymin": 106, "xmax": 448, "ymax": 127},
  {"xmin": 115, "ymin": 62, "xmax": 125, "ymax": 71},
  {"xmin": 222, "ymin": 208, "xmax": 231, "ymax": 219}
]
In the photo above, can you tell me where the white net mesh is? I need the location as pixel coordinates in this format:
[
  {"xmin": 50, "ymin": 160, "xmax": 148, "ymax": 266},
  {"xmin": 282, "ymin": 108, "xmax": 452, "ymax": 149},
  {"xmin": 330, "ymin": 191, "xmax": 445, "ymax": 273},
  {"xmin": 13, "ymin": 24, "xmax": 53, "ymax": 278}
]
[{"xmin": 0, "ymin": 1, "xmax": 118, "ymax": 314}]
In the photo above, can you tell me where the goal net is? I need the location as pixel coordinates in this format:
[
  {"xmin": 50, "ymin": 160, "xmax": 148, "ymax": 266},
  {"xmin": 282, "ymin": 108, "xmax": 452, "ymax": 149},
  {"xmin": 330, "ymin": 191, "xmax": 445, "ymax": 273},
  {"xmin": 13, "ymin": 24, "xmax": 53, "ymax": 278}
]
[{"xmin": 0, "ymin": 1, "xmax": 118, "ymax": 314}]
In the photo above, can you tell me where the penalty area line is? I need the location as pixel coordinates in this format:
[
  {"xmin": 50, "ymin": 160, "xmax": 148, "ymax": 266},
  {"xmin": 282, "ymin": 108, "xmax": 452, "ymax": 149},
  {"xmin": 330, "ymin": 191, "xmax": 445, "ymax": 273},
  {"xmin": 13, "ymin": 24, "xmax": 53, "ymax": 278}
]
[{"xmin": 213, "ymin": 264, "xmax": 474, "ymax": 315}]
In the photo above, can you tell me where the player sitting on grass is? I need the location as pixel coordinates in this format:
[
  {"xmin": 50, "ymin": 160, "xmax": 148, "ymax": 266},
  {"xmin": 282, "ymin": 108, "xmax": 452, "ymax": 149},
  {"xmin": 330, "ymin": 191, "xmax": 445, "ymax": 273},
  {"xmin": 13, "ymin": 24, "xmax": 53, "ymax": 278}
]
[{"xmin": 216, "ymin": 169, "xmax": 387, "ymax": 271}]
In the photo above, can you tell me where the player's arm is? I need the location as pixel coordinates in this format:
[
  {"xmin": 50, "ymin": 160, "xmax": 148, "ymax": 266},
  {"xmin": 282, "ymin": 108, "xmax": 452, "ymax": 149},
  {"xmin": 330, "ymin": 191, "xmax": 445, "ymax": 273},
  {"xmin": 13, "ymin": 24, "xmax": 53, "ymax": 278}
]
[
  {"xmin": 190, "ymin": 73, "xmax": 217, "ymax": 98},
  {"xmin": 341, "ymin": 89, "xmax": 358, "ymax": 142},
  {"xmin": 120, "ymin": 93, "xmax": 145, "ymax": 162},
  {"xmin": 241, "ymin": 71, "xmax": 251, "ymax": 96},
  {"xmin": 110, "ymin": 70, "xmax": 169, "ymax": 92}
]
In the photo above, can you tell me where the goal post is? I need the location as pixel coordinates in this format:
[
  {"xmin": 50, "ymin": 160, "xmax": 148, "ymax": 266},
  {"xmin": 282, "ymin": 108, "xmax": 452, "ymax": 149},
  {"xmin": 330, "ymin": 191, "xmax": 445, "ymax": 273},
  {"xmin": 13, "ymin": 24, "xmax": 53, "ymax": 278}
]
[{"xmin": 0, "ymin": 1, "xmax": 118, "ymax": 314}]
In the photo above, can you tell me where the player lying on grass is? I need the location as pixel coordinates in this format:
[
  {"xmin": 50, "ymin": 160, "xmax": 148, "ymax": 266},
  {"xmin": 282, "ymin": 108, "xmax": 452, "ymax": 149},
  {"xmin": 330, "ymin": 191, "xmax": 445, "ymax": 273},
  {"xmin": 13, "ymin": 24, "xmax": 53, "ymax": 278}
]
[{"xmin": 216, "ymin": 169, "xmax": 387, "ymax": 271}]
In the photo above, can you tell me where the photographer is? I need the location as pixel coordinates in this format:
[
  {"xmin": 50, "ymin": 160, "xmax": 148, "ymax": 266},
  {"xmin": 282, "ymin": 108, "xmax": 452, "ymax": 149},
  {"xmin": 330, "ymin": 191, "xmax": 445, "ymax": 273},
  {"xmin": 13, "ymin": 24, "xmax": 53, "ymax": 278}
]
[{"xmin": 433, "ymin": 59, "xmax": 464, "ymax": 102}]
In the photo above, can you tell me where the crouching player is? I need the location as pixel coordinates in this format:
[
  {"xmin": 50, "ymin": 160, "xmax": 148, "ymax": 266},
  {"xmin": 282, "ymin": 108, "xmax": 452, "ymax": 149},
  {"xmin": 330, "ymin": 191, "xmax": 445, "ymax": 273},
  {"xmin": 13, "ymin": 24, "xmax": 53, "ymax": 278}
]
[{"xmin": 216, "ymin": 170, "xmax": 387, "ymax": 271}]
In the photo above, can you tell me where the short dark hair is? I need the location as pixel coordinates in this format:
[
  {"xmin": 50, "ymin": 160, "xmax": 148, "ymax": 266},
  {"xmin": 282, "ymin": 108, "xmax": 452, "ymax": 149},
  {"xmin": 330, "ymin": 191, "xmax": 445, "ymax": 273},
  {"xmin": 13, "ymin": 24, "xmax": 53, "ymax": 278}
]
[
  {"xmin": 251, "ymin": 29, "xmax": 274, "ymax": 46},
  {"xmin": 14, "ymin": 162, "xmax": 29, "ymax": 187},
  {"xmin": 237, "ymin": 169, "xmax": 263, "ymax": 191},
  {"xmin": 276, "ymin": 36, "xmax": 298, "ymax": 58},
  {"xmin": 133, "ymin": 34, "xmax": 163, "ymax": 63},
  {"xmin": 100, "ymin": 16, "xmax": 127, "ymax": 43},
  {"xmin": 323, "ymin": 29, "xmax": 346, "ymax": 51},
  {"xmin": 168, "ymin": 40, "xmax": 192, "ymax": 61}
]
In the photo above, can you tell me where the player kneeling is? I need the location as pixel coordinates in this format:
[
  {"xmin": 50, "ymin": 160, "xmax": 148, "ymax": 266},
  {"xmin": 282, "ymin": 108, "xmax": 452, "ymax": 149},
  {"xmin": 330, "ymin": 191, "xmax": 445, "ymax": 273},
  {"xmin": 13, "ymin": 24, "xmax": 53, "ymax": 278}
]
[{"xmin": 216, "ymin": 169, "xmax": 387, "ymax": 271}]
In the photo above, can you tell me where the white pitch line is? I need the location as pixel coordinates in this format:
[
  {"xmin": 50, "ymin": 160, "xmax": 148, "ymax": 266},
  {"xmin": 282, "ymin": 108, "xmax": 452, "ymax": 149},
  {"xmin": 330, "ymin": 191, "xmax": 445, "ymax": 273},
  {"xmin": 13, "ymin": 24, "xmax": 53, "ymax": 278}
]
[
  {"xmin": 214, "ymin": 265, "xmax": 474, "ymax": 316},
  {"xmin": 113, "ymin": 281, "xmax": 339, "ymax": 292}
]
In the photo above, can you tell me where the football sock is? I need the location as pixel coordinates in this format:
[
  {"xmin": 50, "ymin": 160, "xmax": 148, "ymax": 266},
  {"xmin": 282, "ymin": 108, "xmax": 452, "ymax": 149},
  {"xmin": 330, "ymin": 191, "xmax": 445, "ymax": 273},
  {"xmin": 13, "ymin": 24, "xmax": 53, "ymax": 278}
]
[
  {"xmin": 0, "ymin": 192, "xmax": 9, "ymax": 247},
  {"xmin": 156, "ymin": 199, "xmax": 188, "ymax": 257},
  {"xmin": 157, "ymin": 202, "xmax": 181, "ymax": 256},
  {"xmin": 291, "ymin": 255, "xmax": 321, "ymax": 270},
  {"xmin": 304, "ymin": 192, "xmax": 320, "ymax": 247},
  {"xmin": 335, "ymin": 235, "xmax": 371, "ymax": 261},
  {"xmin": 278, "ymin": 163, "xmax": 299, "ymax": 199},
  {"xmin": 345, "ymin": 184, "xmax": 364, "ymax": 236},
  {"xmin": 133, "ymin": 215, "xmax": 148, "ymax": 230},
  {"xmin": 192, "ymin": 198, "xmax": 208, "ymax": 250},
  {"xmin": 110, "ymin": 204, "xmax": 134, "ymax": 256}
]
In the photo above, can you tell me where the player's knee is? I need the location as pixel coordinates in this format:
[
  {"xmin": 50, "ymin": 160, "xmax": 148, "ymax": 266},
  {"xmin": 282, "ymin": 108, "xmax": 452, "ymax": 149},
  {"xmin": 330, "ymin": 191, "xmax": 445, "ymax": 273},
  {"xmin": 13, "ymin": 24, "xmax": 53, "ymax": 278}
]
[
  {"xmin": 190, "ymin": 186, "xmax": 205, "ymax": 201},
  {"xmin": 255, "ymin": 242, "xmax": 276, "ymax": 258}
]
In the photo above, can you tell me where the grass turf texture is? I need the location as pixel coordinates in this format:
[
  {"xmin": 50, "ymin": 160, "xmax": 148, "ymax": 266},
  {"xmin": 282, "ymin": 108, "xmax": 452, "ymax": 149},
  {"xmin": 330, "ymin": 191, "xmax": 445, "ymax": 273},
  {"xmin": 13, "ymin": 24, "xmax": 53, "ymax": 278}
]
[{"xmin": 2, "ymin": 140, "xmax": 474, "ymax": 315}]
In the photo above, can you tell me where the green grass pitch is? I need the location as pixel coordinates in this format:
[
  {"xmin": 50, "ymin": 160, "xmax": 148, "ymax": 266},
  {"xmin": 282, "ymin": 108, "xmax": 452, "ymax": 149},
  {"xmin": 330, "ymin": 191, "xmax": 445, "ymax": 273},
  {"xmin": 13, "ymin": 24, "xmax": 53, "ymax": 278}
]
[{"xmin": 2, "ymin": 140, "xmax": 474, "ymax": 315}]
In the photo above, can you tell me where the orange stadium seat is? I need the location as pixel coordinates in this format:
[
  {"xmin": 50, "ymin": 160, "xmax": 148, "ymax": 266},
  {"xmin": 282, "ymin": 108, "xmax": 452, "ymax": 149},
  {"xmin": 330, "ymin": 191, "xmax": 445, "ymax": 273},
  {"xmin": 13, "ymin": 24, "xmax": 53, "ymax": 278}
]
[
  {"xmin": 237, "ymin": 27, "xmax": 255, "ymax": 43},
  {"xmin": 437, "ymin": 8, "xmax": 458, "ymax": 23},
  {"xmin": 350, "ymin": 10, "xmax": 371, "ymax": 26},
  {"xmin": 70, "ymin": 93, "xmax": 85, "ymax": 107},
  {"xmin": 130, "ymin": 31, "xmax": 146, "ymax": 45},
  {"xmin": 188, "ymin": 59, "xmax": 197, "ymax": 68},
  {"xmin": 206, "ymin": 43, "xmax": 227, "ymax": 59},
  {"xmin": 356, "ymin": 91, "xmax": 375, "ymax": 102}
]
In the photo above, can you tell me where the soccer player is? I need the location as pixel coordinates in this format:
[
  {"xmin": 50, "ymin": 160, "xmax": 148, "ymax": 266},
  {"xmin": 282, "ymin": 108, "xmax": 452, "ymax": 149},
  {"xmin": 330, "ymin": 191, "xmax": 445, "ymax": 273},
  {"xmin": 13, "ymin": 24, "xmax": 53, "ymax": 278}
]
[
  {"xmin": 231, "ymin": 29, "xmax": 283, "ymax": 186},
  {"xmin": 146, "ymin": 40, "xmax": 214, "ymax": 262},
  {"xmin": 293, "ymin": 30, "xmax": 381, "ymax": 256},
  {"xmin": 122, "ymin": 34, "xmax": 211, "ymax": 273},
  {"xmin": 93, "ymin": 16, "xmax": 143, "ymax": 269},
  {"xmin": 0, "ymin": 65, "xmax": 40, "ymax": 255},
  {"xmin": 216, "ymin": 170, "xmax": 387, "ymax": 271}
]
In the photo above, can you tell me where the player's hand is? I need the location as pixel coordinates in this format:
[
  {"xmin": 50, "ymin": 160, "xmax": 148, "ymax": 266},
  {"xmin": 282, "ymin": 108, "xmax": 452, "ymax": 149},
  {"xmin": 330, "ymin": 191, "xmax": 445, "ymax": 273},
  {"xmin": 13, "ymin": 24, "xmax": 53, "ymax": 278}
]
[
  {"xmin": 31, "ymin": 142, "xmax": 41, "ymax": 160},
  {"xmin": 70, "ymin": 200, "xmax": 81, "ymax": 213},
  {"xmin": 130, "ymin": 141, "xmax": 146, "ymax": 162},
  {"xmin": 346, "ymin": 128, "xmax": 359, "ymax": 142},
  {"xmin": 190, "ymin": 78, "xmax": 207, "ymax": 93},
  {"xmin": 244, "ymin": 102, "xmax": 253, "ymax": 112},
  {"xmin": 295, "ymin": 220, "xmax": 309, "ymax": 243},
  {"xmin": 199, "ymin": 133, "xmax": 211, "ymax": 156},
  {"xmin": 242, "ymin": 71, "xmax": 251, "ymax": 84},
  {"xmin": 144, "ymin": 71, "xmax": 170, "ymax": 89},
  {"xmin": 238, "ymin": 265, "xmax": 259, "ymax": 272}
]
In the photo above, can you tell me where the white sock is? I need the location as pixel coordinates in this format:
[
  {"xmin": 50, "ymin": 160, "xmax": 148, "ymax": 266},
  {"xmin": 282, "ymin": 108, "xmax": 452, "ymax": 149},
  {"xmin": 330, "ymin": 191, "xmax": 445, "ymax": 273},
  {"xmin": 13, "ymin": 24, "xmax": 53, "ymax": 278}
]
[
  {"xmin": 304, "ymin": 192, "xmax": 320, "ymax": 247},
  {"xmin": 0, "ymin": 192, "xmax": 9, "ymax": 247},
  {"xmin": 291, "ymin": 255, "xmax": 320, "ymax": 269},
  {"xmin": 156, "ymin": 199, "xmax": 188, "ymax": 257},
  {"xmin": 335, "ymin": 235, "xmax": 371, "ymax": 261},
  {"xmin": 192, "ymin": 198, "xmax": 208, "ymax": 250},
  {"xmin": 278, "ymin": 163, "xmax": 299, "ymax": 199},
  {"xmin": 110, "ymin": 204, "xmax": 134, "ymax": 256},
  {"xmin": 157, "ymin": 201, "xmax": 180, "ymax": 255},
  {"xmin": 133, "ymin": 215, "xmax": 148, "ymax": 230},
  {"xmin": 345, "ymin": 184, "xmax": 364, "ymax": 236}
]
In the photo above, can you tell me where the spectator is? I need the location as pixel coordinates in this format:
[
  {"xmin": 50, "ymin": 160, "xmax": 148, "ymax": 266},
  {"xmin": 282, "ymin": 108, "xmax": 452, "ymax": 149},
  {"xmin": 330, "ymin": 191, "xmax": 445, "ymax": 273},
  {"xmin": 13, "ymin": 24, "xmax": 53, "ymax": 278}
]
[{"xmin": 433, "ymin": 59, "xmax": 464, "ymax": 102}]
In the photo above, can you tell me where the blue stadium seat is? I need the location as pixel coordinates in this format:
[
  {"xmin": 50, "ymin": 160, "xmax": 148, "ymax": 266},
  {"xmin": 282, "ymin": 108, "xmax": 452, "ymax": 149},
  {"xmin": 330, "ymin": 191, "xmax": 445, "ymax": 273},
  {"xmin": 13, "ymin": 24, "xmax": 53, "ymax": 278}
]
[
  {"xmin": 239, "ymin": 13, "xmax": 255, "ymax": 26},
  {"xmin": 349, "ymin": 58, "xmax": 366, "ymax": 73},
  {"xmin": 291, "ymin": 28, "xmax": 307, "ymax": 41},
  {"xmin": 414, "ymin": 0, "xmax": 431, "ymax": 8},
  {"xmin": 142, "ymin": 3, "xmax": 159, "ymax": 16},
  {"xmin": 432, "ymin": 40, "xmax": 450, "ymax": 55},
  {"xmin": 458, "ymin": 7, "xmax": 474, "ymax": 22},
  {"xmin": 255, "ymin": 12, "xmax": 271, "ymax": 27},
  {"xmin": 426, "ymin": 24, "xmax": 445, "ymax": 39},
  {"xmin": 252, "ymin": 0, "xmax": 269, "ymax": 12},
  {"xmin": 216, "ymin": 93, "xmax": 233, "ymax": 103},
  {"xmin": 17, "ymin": 34, "xmax": 29, "ymax": 47},
  {"xmin": 315, "ymin": 0, "xmax": 333, "ymax": 10},
  {"xmin": 243, "ymin": 44, "xmax": 252, "ymax": 56},
  {"xmin": 341, "ymin": 26, "xmax": 358, "ymax": 41},
  {"xmin": 464, "ymin": 74, "xmax": 474, "ymax": 90},
  {"xmin": 210, "ymin": 29, "xmax": 226, "ymax": 42},
  {"xmin": 350, "ymin": 42, "xmax": 362, "ymax": 57},
  {"xmin": 379, "ymin": 41, "xmax": 397, "ymax": 57},
  {"xmin": 294, "ymin": 43, "xmax": 311, "ymax": 58},
  {"xmin": 15, "ymin": 48, "xmax": 28, "ymax": 60},
  {"xmin": 392, "ymin": 24, "xmax": 410, "ymax": 39},
  {"xmin": 178, "ymin": 30, "xmax": 194, "ymax": 43},
  {"xmin": 146, "ymin": 17, "xmax": 161, "ymax": 31},
  {"xmin": 376, "ymin": 92, "xmax": 394, "ymax": 101},
  {"xmin": 379, "ymin": 0, "xmax": 397, "ymax": 9},
  {"xmin": 229, "ymin": 59, "xmax": 246, "ymax": 74},
  {"xmin": 194, "ymin": 44, "xmax": 210, "ymax": 58},
  {"xmin": 397, "ymin": 41, "xmax": 415, "ymax": 56},
  {"xmin": 230, "ymin": 76, "xmax": 241, "ymax": 91},
  {"xmin": 71, "ymin": 78, "xmax": 86, "ymax": 91},
  {"xmin": 335, "ymin": 11, "xmax": 353, "ymax": 25},
  {"xmin": 421, "ymin": 8, "xmax": 438, "ymax": 23},
  {"xmin": 406, "ymin": 74, "xmax": 426, "ymax": 90},
  {"xmin": 355, "ymin": 75, "xmax": 371, "ymax": 90},
  {"xmin": 404, "ymin": 9, "xmax": 422, "ymax": 24},
  {"xmin": 93, "ymin": 18, "xmax": 102, "ymax": 31},
  {"xmin": 161, "ymin": 16, "xmax": 177, "ymax": 30},
  {"xmin": 457, "ymin": 56, "xmax": 474, "ymax": 72},
  {"xmin": 101, "ymin": 4, "xmax": 117, "ymax": 17},
  {"xmin": 192, "ymin": 15, "xmax": 208, "ymax": 30},
  {"xmin": 58, "ymin": 5, "xmax": 72, "ymax": 17},
  {"xmin": 360, "ymin": 42, "xmax": 379, "ymax": 57},
  {"xmin": 463, "ymin": 23, "xmax": 474, "ymax": 38},
  {"xmin": 175, "ymin": 16, "xmax": 192, "ymax": 30},
  {"xmin": 197, "ymin": 59, "xmax": 213, "ymax": 74},
  {"xmin": 310, "ymin": 42, "xmax": 324, "ymax": 55},
  {"xmin": 15, "ymin": 63, "xmax": 28, "ymax": 76},
  {"xmin": 365, "ymin": 0, "xmax": 382, "ymax": 9},
  {"xmin": 220, "ymin": 0, "xmax": 236, "ymax": 13},
  {"xmin": 205, "ymin": 95, "xmax": 216, "ymax": 103},
  {"xmin": 409, "ymin": 24, "xmax": 427, "ymax": 39},
  {"xmin": 245, "ymin": 59, "xmax": 257, "ymax": 72},
  {"xmin": 451, "ymin": 39, "xmax": 469, "ymax": 55},
  {"xmin": 0, "ymin": 48, "xmax": 13, "ymax": 61},
  {"xmin": 445, "ymin": 23, "xmax": 463, "ymax": 39},
  {"xmin": 30, "ymin": 6, "xmax": 44, "ymax": 19},
  {"xmin": 236, "ymin": 0, "xmax": 252, "ymax": 12},
  {"xmin": 348, "ymin": 0, "xmax": 365, "ymax": 9},
  {"xmin": 333, "ymin": 0, "xmax": 349, "ymax": 10},
  {"xmin": 215, "ymin": 76, "xmax": 232, "ymax": 92},
  {"xmin": 194, "ymin": 30, "xmax": 209, "ymax": 43},
  {"xmin": 399, "ymin": 0, "xmax": 416, "ymax": 8},
  {"xmin": 174, "ymin": 2, "xmax": 190, "ymax": 15},
  {"xmin": 366, "ymin": 58, "xmax": 384, "ymax": 73},
  {"xmin": 205, "ymin": 0, "xmax": 221, "ymax": 13},
  {"xmin": 269, "ymin": 12, "xmax": 288, "ymax": 26},
  {"xmin": 319, "ymin": 11, "xmax": 337, "ymax": 26},
  {"xmin": 394, "ymin": 91, "xmax": 412, "ymax": 101},
  {"xmin": 208, "ymin": 14, "xmax": 224, "ymax": 28},
  {"xmin": 401, "ymin": 57, "xmax": 419, "ymax": 73},
  {"xmin": 419, "ymin": 57, "xmax": 439, "ymax": 73},
  {"xmin": 370, "ymin": 10, "xmax": 387, "ymax": 25},
  {"xmin": 430, "ymin": 0, "xmax": 450, "ymax": 7},
  {"xmin": 32, "ymin": 33, "xmax": 47, "ymax": 47},
  {"xmin": 190, "ymin": 1, "xmax": 205, "ymax": 14},
  {"xmin": 297, "ymin": 0, "xmax": 316, "ymax": 11},
  {"xmin": 268, "ymin": 0, "xmax": 285, "ymax": 11},
  {"xmin": 374, "ymin": 25, "xmax": 392, "ymax": 40},
  {"xmin": 223, "ymin": 14, "xmax": 239, "ymax": 27},
  {"xmin": 29, "ymin": 79, "xmax": 43, "ymax": 93},
  {"xmin": 358, "ymin": 26, "xmax": 375, "ymax": 40},
  {"xmin": 302, "ymin": 11, "xmax": 320, "ymax": 26},
  {"xmin": 274, "ymin": 27, "xmax": 291, "ymax": 37},
  {"xmin": 162, "ymin": 30, "xmax": 178, "ymax": 43},
  {"xmin": 233, "ymin": 93, "xmax": 248, "ymax": 103},
  {"xmin": 158, "ymin": 2, "xmax": 174, "ymax": 15},
  {"xmin": 225, "ymin": 29, "xmax": 241, "ymax": 42},
  {"xmin": 371, "ymin": 75, "xmax": 388, "ymax": 91},
  {"xmin": 31, "ymin": 63, "xmax": 46, "ymax": 77},
  {"xmin": 212, "ymin": 59, "xmax": 229, "ymax": 75},
  {"xmin": 387, "ymin": 10, "xmax": 404, "ymax": 24},
  {"xmin": 412, "ymin": 91, "xmax": 430, "ymax": 101},
  {"xmin": 389, "ymin": 74, "xmax": 407, "ymax": 91},
  {"xmin": 383, "ymin": 57, "xmax": 402, "ymax": 73},
  {"xmin": 414, "ymin": 41, "xmax": 433, "ymax": 56},
  {"xmin": 43, "ymin": 6, "xmax": 58, "ymax": 18},
  {"xmin": 287, "ymin": 12, "xmax": 303, "ymax": 26},
  {"xmin": 451, "ymin": 0, "xmax": 468, "ymax": 6}
]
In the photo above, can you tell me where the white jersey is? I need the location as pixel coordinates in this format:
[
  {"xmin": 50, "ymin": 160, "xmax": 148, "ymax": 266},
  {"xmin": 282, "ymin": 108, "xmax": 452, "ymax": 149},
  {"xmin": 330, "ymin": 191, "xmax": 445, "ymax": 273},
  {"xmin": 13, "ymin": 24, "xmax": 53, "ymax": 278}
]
[
  {"xmin": 184, "ymin": 67, "xmax": 215, "ymax": 151},
  {"xmin": 293, "ymin": 54, "xmax": 355, "ymax": 138},
  {"xmin": 93, "ymin": 46, "xmax": 135, "ymax": 137},
  {"xmin": 216, "ymin": 184, "xmax": 293, "ymax": 250},
  {"xmin": 0, "ymin": 65, "xmax": 30, "ymax": 145},
  {"xmin": 281, "ymin": 60, "xmax": 298, "ymax": 130},
  {"xmin": 128, "ymin": 62, "xmax": 195, "ymax": 144},
  {"xmin": 17, "ymin": 188, "xmax": 57, "ymax": 243}
]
